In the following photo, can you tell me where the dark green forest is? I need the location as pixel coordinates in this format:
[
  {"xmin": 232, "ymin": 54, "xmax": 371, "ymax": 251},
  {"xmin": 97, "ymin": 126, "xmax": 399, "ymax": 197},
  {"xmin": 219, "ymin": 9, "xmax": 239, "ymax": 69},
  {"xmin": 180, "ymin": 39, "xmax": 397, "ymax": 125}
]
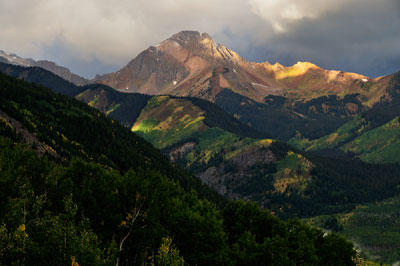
[
  {"xmin": 214, "ymin": 89, "xmax": 362, "ymax": 141},
  {"xmin": 0, "ymin": 72, "xmax": 358, "ymax": 265}
]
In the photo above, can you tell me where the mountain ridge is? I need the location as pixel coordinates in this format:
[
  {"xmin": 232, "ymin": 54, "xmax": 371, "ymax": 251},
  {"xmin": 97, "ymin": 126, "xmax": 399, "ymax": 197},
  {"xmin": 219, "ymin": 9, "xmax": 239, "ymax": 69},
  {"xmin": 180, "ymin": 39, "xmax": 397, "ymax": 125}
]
[
  {"xmin": 0, "ymin": 49, "xmax": 89, "ymax": 86},
  {"xmin": 95, "ymin": 30, "xmax": 392, "ymax": 108}
]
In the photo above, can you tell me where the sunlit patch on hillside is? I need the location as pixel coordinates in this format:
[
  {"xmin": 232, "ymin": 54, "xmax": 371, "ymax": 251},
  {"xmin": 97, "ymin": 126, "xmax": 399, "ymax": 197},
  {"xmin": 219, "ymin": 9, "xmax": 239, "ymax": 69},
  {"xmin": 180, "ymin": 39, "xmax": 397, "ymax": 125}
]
[
  {"xmin": 106, "ymin": 103, "xmax": 120, "ymax": 115},
  {"xmin": 258, "ymin": 138, "xmax": 274, "ymax": 146},
  {"xmin": 274, "ymin": 62, "xmax": 318, "ymax": 80},
  {"xmin": 131, "ymin": 118, "xmax": 159, "ymax": 133},
  {"xmin": 273, "ymin": 150, "xmax": 314, "ymax": 193}
]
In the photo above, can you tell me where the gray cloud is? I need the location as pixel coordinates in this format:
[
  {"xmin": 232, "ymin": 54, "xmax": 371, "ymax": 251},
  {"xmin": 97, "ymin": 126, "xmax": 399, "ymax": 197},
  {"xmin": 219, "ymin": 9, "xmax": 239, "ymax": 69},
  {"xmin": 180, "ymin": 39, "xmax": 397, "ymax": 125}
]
[{"xmin": 0, "ymin": 0, "xmax": 398, "ymax": 78}]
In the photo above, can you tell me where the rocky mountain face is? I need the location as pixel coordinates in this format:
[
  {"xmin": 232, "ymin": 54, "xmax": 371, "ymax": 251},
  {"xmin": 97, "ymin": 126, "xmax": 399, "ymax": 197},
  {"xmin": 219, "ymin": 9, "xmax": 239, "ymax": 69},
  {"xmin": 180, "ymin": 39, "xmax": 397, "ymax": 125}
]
[
  {"xmin": 95, "ymin": 31, "xmax": 391, "ymax": 107},
  {"xmin": 0, "ymin": 50, "xmax": 89, "ymax": 85}
]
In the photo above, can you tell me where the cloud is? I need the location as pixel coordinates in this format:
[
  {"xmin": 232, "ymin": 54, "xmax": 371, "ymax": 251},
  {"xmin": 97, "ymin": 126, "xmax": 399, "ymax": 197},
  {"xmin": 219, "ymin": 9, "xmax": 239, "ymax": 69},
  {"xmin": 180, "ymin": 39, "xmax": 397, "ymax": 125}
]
[
  {"xmin": 247, "ymin": 0, "xmax": 400, "ymax": 77},
  {"xmin": 248, "ymin": 0, "xmax": 350, "ymax": 32},
  {"xmin": 0, "ymin": 0, "xmax": 398, "ymax": 78}
]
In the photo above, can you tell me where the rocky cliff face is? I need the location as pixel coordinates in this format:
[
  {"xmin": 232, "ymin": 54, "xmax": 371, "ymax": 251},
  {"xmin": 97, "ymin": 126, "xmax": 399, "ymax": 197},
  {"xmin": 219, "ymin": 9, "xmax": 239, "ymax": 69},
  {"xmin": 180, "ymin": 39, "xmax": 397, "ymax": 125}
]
[
  {"xmin": 197, "ymin": 147, "xmax": 276, "ymax": 197},
  {"xmin": 95, "ymin": 31, "xmax": 391, "ymax": 107}
]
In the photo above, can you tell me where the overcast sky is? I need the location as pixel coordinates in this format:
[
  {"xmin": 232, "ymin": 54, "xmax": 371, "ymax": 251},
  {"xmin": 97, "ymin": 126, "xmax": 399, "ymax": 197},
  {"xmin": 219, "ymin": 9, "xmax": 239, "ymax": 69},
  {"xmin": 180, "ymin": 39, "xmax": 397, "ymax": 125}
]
[{"xmin": 1, "ymin": 0, "xmax": 399, "ymax": 78}]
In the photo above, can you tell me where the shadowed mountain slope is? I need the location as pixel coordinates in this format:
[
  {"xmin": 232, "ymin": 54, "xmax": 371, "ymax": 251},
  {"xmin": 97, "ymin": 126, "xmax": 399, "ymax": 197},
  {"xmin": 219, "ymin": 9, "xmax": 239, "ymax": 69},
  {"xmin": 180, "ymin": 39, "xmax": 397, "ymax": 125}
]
[{"xmin": 0, "ymin": 50, "xmax": 89, "ymax": 85}]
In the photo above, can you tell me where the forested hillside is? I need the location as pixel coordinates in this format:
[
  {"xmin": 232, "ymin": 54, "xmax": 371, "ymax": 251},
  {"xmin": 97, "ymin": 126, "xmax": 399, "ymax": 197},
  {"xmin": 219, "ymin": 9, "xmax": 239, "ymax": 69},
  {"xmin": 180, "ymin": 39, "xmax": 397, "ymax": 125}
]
[{"xmin": 0, "ymin": 72, "xmax": 359, "ymax": 265}]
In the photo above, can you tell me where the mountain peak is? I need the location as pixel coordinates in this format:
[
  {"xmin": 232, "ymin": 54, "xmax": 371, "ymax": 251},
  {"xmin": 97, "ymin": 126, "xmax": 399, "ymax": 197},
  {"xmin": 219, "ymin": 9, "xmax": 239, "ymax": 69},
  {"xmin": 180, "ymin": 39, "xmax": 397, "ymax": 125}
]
[
  {"xmin": 200, "ymin": 32, "xmax": 212, "ymax": 40},
  {"xmin": 169, "ymin": 30, "xmax": 200, "ymax": 42},
  {"xmin": 166, "ymin": 30, "xmax": 215, "ymax": 48},
  {"xmin": 169, "ymin": 30, "xmax": 213, "ymax": 40}
]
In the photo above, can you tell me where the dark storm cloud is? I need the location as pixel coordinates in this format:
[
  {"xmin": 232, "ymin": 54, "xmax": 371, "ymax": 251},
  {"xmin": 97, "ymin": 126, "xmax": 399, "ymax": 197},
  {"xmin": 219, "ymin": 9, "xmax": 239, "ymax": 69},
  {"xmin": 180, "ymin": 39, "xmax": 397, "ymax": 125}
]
[
  {"xmin": 0, "ymin": 0, "xmax": 398, "ymax": 78},
  {"xmin": 267, "ymin": 0, "xmax": 400, "ymax": 77}
]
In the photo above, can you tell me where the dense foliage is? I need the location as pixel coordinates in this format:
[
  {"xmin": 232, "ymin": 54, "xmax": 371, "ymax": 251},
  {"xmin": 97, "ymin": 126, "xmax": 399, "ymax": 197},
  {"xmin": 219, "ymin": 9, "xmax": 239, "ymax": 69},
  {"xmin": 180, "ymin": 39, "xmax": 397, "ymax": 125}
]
[
  {"xmin": 0, "ymin": 72, "xmax": 357, "ymax": 265},
  {"xmin": 215, "ymin": 89, "xmax": 363, "ymax": 141},
  {"xmin": 285, "ymin": 154, "xmax": 400, "ymax": 218}
]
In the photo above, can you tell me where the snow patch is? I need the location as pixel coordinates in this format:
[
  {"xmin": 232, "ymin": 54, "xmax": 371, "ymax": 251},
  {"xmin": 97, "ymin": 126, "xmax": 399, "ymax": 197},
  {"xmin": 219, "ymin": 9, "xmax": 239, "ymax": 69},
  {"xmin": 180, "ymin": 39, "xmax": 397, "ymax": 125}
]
[
  {"xmin": 233, "ymin": 68, "xmax": 237, "ymax": 73},
  {"xmin": 172, "ymin": 41, "xmax": 180, "ymax": 47},
  {"xmin": 252, "ymin": 65, "xmax": 256, "ymax": 69},
  {"xmin": 126, "ymin": 87, "xmax": 129, "ymax": 90},
  {"xmin": 252, "ymin": 82, "xmax": 269, "ymax": 88},
  {"xmin": 173, "ymin": 81, "xmax": 177, "ymax": 85},
  {"xmin": 361, "ymin": 78, "xmax": 368, "ymax": 82}
]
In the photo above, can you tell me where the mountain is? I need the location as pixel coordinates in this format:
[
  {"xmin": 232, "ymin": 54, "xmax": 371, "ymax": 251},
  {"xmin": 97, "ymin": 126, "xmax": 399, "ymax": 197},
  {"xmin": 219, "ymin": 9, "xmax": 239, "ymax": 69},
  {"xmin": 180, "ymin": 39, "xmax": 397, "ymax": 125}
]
[
  {"xmin": 95, "ymin": 31, "xmax": 390, "ymax": 106},
  {"xmin": 0, "ymin": 49, "xmax": 89, "ymax": 85},
  {"xmin": 0, "ymin": 71, "xmax": 359, "ymax": 265},
  {"xmin": 94, "ymin": 31, "xmax": 398, "ymax": 140}
]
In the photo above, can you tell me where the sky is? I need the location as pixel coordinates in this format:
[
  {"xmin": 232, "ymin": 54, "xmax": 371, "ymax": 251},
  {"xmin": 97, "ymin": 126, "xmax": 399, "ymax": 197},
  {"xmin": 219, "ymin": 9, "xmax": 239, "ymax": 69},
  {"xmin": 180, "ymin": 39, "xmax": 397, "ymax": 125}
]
[{"xmin": 0, "ymin": 0, "xmax": 399, "ymax": 79}]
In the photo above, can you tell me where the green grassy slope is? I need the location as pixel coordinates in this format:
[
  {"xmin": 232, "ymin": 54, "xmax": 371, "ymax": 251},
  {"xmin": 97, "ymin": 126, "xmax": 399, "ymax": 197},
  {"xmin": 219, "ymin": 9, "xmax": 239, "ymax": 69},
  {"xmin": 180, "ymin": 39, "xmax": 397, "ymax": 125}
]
[
  {"xmin": 290, "ymin": 108, "xmax": 400, "ymax": 164},
  {"xmin": 132, "ymin": 95, "xmax": 209, "ymax": 149},
  {"xmin": 342, "ymin": 116, "xmax": 400, "ymax": 163},
  {"xmin": 289, "ymin": 115, "xmax": 370, "ymax": 152}
]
